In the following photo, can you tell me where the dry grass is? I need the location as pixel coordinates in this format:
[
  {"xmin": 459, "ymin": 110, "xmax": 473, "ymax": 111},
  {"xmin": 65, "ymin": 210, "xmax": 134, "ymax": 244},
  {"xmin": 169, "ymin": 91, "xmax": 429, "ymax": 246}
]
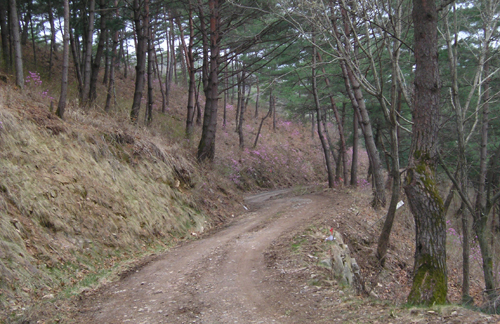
[
  {"xmin": 2, "ymin": 41, "xmax": 497, "ymax": 323},
  {"xmin": 0, "ymin": 84, "xmax": 244, "ymax": 321},
  {"xmin": 0, "ymin": 43, "xmax": 332, "ymax": 321}
]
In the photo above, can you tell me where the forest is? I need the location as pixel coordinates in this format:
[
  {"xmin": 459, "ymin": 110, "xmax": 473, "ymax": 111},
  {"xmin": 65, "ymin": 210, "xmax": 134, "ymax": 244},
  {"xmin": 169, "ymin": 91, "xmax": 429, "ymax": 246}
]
[{"xmin": 1, "ymin": 0, "xmax": 499, "ymax": 318}]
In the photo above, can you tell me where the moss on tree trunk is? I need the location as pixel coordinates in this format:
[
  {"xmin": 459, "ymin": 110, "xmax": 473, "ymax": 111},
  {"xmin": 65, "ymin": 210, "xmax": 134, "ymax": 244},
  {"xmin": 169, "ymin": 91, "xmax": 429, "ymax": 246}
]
[
  {"xmin": 405, "ymin": 0, "xmax": 447, "ymax": 306},
  {"xmin": 405, "ymin": 159, "xmax": 447, "ymax": 305}
]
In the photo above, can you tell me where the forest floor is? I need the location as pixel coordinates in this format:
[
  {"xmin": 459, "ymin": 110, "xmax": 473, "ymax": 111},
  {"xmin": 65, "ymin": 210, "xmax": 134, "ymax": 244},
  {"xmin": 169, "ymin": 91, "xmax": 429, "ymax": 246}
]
[{"xmin": 59, "ymin": 188, "xmax": 500, "ymax": 324}]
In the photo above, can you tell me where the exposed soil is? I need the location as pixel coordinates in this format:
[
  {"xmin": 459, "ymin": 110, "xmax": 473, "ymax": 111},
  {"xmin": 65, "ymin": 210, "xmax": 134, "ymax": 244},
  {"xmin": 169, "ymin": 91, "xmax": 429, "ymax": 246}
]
[{"xmin": 68, "ymin": 189, "xmax": 500, "ymax": 324}]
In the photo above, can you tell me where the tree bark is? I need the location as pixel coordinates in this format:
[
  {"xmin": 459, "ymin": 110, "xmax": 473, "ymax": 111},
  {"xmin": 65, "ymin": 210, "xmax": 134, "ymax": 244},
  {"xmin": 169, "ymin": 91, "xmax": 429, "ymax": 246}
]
[
  {"xmin": 351, "ymin": 111, "xmax": 359, "ymax": 186},
  {"xmin": 235, "ymin": 70, "xmax": 241, "ymax": 131},
  {"xmin": 163, "ymin": 9, "xmax": 172, "ymax": 108},
  {"xmin": 254, "ymin": 91, "xmax": 272, "ymax": 148},
  {"xmin": 153, "ymin": 44, "xmax": 166, "ymax": 114},
  {"xmin": 9, "ymin": 0, "xmax": 23, "ymax": 89},
  {"xmin": 70, "ymin": 28, "xmax": 83, "ymax": 96},
  {"xmin": 130, "ymin": 0, "xmax": 148, "ymax": 123},
  {"xmin": 405, "ymin": 0, "xmax": 447, "ymax": 305},
  {"xmin": 89, "ymin": 0, "xmax": 108, "ymax": 104},
  {"xmin": 338, "ymin": 57, "xmax": 384, "ymax": 206},
  {"xmin": 103, "ymin": 37, "xmax": 109, "ymax": 85},
  {"xmin": 223, "ymin": 65, "xmax": 228, "ymax": 127},
  {"xmin": 237, "ymin": 69, "xmax": 246, "ymax": 149},
  {"xmin": 475, "ymin": 37, "xmax": 497, "ymax": 302},
  {"xmin": 81, "ymin": 0, "xmax": 95, "ymax": 105},
  {"xmin": 185, "ymin": 6, "xmax": 196, "ymax": 138},
  {"xmin": 332, "ymin": 11, "xmax": 386, "ymax": 207},
  {"xmin": 20, "ymin": 0, "xmax": 31, "ymax": 45},
  {"xmin": 254, "ymin": 77, "xmax": 260, "ymax": 118},
  {"xmin": 0, "ymin": 4, "xmax": 9, "ymax": 70},
  {"xmin": 145, "ymin": 24, "xmax": 153, "ymax": 126},
  {"xmin": 56, "ymin": 0, "xmax": 70, "ymax": 119},
  {"xmin": 312, "ymin": 41, "xmax": 335, "ymax": 188},
  {"xmin": 376, "ymin": 27, "xmax": 403, "ymax": 264},
  {"xmin": 48, "ymin": 0, "xmax": 56, "ymax": 80},
  {"xmin": 197, "ymin": 0, "xmax": 220, "ymax": 162},
  {"xmin": 105, "ymin": 2, "xmax": 119, "ymax": 112},
  {"xmin": 29, "ymin": 1, "xmax": 36, "ymax": 70},
  {"xmin": 345, "ymin": 65, "xmax": 385, "ymax": 207}
]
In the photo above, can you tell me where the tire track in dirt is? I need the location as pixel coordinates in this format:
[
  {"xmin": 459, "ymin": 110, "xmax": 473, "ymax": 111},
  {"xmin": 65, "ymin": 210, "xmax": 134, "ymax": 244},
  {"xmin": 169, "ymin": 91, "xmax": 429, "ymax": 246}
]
[{"xmin": 73, "ymin": 190, "xmax": 329, "ymax": 323}]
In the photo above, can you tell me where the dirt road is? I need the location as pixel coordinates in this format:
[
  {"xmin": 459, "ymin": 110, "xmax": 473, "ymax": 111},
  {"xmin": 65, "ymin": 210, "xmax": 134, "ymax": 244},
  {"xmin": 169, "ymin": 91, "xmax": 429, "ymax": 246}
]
[
  {"xmin": 74, "ymin": 189, "xmax": 333, "ymax": 323},
  {"xmin": 71, "ymin": 189, "xmax": 500, "ymax": 324}
]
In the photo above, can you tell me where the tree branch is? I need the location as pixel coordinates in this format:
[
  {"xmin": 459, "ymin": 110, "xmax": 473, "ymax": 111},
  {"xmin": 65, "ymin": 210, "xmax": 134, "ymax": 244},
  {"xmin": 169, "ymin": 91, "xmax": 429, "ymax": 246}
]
[
  {"xmin": 437, "ymin": 0, "xmax": 456, "ymax": 12},
  {"xmin": 437, "ymin": 152, "xmax": 475, "ymax": 215}
]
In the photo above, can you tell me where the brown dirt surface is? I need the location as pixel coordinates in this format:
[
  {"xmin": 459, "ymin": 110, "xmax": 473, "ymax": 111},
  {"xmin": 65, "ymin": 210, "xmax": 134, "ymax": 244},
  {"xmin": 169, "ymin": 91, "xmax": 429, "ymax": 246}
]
[{"xmin": 66, "ymin": 189, "xmax": 500, "ymax": 324}]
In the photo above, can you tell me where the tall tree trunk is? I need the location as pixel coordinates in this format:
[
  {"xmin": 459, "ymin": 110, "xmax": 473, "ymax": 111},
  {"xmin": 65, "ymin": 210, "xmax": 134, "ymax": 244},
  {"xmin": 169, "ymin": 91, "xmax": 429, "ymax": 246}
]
[
  {"xmin": 475, "ymin": 37, "xmax": 497, "ymax": 302},
  {"xmin": 153, "ymin": 43, "xmax": 166, "ymax": 114},
  {"xmin": 21, "ymin": 0, "xmax": 31, "ymax": 45},
  {"xmin": 339, "ymin": 57, "xmax": 384, "ymax": 206},
  {"xmin": 346, "ymin": 67, "xmax": 385, "ymax": 207},
  {"xmin": 81, "ymin": 0, "xmax": 95, "ymax": 105},
  {"xmin": 311, "ymin": 111, "xmax": 315, "ymax": 138},
  {"xmin": 195, "ymin": 76, "xmax": 202, "ymax": 126},
  {"xmin": 48, "ymin": 0, "xmax": 56, "ymax": 80},
  {"xmin": 197, "ymin": 0, "xmax": 220, "ymax": 162},
  {"xmin": 0, "ymin": 5, "xmax": 9, "ymax": 70},
  {"xmin": 124, "ymin": 35, "xmax": 129, "ymax": 78},
  {"xmin": 376, "ymin": 112, "xmax": 401, "ymax": 265},
  {"xmin": 9, "ymin": 0, "xmax": 23, "ymax": 89},
  {"xmin": 272, "ymin": 94, "xmax": 276, "ymax": 131},
  {"xmin": 105, "ymin": 1, "xmax": 119, "ymax": 112},
  {"xmin": 56, "ymin": 0, "xmax": 70, "ymax": 119},
  {"xmin": 312, "ymin": 41, "xmax": 335, "ymax": 188},
  {"xmin": 145, "ymin": 25, "xmax": 153, "ymax": 126},
  {"xmin": 130, "ymin": 0, "xmax": 148, "ymax": 123},
  {"xmin": 170, "ymin": 16, "xmax": 178, "ymax": 85},
  {"xmin": 405, "ymin": 0, "xmax": 447, "ymax": 305},
  {"xmin": 318, "ymin": 52, "xmax": 348, "ymax": 185},
  {"xmin": 223, "ymin": 66, "xmax": 228, "ymax": 127},
  {"xmin": 235, "ymin": 71, "xmax": 241, "ymax": 131},
  {"xmin": 89, "ymin": 0, "xmax": 108, "ymax": 104},
  {"xmin": 70, "ymin": 28, "xmax": 83, "ymax": 96},
  {"xmin": 332, "ymin": 12, "xmax": 386, "ymax": 207},
  {"xmin": 351, "ymin": 111, "xmax": 359, "ymax": 186},
  {"xmin": 29, "ymin": 1, "xmax": 36, "ymax": 70},
  {"xmin": 254, "ymin": 77, "xmax": 260, "ymax": 118},
  {"xmin": 185, "ymin": 6, "xmax": 196, "ymax": 138},
  {"xmin": 103, "ymin": 37, "xmax": 109, "ymax": 85},
  {"xmin": 179, "ymin": 41, "xmax": 187, "ymax": 87},
  {"xmin": 254, "ymin": 91, "xmax": 273, "ymax": 148},
  {"xmin": 376, "ymin": 31, "xmax": 403, "ymax": 265},
  {"xmin": 459, "ymin": 204, "xmax": 472, "ymax": 304},
  {"xmin": 237, "ymin": 69, "xmax": 246, "ymax": 149},
  {"xmin": 163, "ymin": 9, "xmax": 172, "ymax": 108}
]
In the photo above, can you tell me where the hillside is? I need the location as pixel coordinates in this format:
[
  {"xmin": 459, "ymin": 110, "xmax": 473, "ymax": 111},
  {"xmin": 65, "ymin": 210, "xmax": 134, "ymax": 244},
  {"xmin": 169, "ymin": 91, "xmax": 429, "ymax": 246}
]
[
  {"xmin": 0, "ymin": 43, "xmax": 498, "ymax": 323},
  {"xmin": 0, "ymin": 43, "xmax": 330, "ymax": 321}
]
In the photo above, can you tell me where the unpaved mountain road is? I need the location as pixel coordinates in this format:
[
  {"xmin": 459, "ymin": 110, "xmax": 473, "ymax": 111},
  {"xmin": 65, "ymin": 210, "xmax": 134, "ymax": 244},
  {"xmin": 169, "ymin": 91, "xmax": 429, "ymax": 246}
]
[
  {"xmin": 74, "ymin": 189, "xmax": 332, "ymax": 323},
  {"xmin": 71, "ymin": 189, "xmax": 500, "ymax": 324}
]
